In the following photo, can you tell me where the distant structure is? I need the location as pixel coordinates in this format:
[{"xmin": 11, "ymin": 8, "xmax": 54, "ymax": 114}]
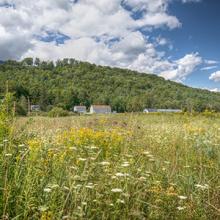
[
  {"xmin": 31, "ymin": 105, "xmax": 40, "ymax": 112},
  {"xmin": 73, "ymin": 106, "xmax": 87, "ymax": 113},
  {"xmin": 90, "ymin": 105, "xmax": 111, "ymax": 114},
  {"xmin": 143, "ymin": 108, "xmax": 182, "ymax": 113}
]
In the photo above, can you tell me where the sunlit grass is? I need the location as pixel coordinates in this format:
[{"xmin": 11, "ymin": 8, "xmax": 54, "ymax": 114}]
[{"xmin": 1, "ymin": 113, "xmax": 220, "ymax": 219}]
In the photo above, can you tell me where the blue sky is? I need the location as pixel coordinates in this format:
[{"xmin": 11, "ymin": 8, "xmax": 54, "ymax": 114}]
[
  {"xmin": 167, "ymin": 0, "xmax": 220, "ymax": 89},
  {"xmin": 0, "ymin": 0, "xmax": 219, "ymax": 91}
]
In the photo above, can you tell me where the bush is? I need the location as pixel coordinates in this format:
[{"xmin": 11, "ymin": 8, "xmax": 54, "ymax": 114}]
[
  {"xmin": 0, "ymin": 93, "xmax": 14, "ymax": 141},
  {"xmin": 48, "ymin": 107, "xmax": 69, "ymax": 117},
  {"xmin": 15, "ymin": 104, "xmax": 27, "ymax": 116}
]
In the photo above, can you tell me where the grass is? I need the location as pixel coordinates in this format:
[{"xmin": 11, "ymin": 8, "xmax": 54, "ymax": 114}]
[{"xmin": 1, "ymin": 113, "xmax": 220, "ymax": 219}]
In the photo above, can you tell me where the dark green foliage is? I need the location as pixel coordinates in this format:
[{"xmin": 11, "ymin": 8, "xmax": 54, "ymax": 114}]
[
  {"xmin": 1, "ymin": 58, "xmax": 220, "ymax": 113},
  {"xmin": 0, "ymin": 93, "xmax": 14, "ymax": 141},
  {"xmin": 48, "ymin": 107, "xmax": 69, "ymax": 117},
  {"xmin": 16, "ymin": 96, "xmax": 28, "ymax": 116}
]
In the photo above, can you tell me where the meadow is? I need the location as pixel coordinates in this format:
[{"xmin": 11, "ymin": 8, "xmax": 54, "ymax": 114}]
[{"xmin": 1, "ymin": 111, "xmax": 220, "ymax": 219}]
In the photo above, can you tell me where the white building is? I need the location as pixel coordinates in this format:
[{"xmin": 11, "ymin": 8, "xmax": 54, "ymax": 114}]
[
  {"xmin": 143, "ymin": 108, "xmax": 157, "ymax": 113},
  {"xmin": 144, "ymin": 108, "xmax": 182, "ymax": 113},
  {"xmin": 90, "ymin": 105, "xmax": 111, "ymax": 114},
  {"xmin": 31, "ymin": 105, "xmax": 40, "ymax": 112},
  {"xmin": 73, "ymin": 106, "xmax": 87, "ymax": 113}
]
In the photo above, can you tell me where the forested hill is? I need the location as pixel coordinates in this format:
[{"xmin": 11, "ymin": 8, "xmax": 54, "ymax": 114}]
[{"xmin": 0, "ymin": 58, "xmax": 220, "ymax": 113}]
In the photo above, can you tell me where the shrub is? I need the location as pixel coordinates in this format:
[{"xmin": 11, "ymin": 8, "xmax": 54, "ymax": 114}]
[
  {"xmin": 0, "ymin": 93, "xmax": 14, "ymax": 141},
  {"xmin": 48, "ymin": 107, "xmax": 69, "ymax": 117}
]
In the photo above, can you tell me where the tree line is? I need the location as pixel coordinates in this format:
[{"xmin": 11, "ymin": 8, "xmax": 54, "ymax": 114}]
[{"xmin": 0, "ymin": 58, "xmax": 220, "ymax": 115}]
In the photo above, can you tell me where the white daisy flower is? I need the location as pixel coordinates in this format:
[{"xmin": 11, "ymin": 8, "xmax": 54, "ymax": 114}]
[
  {"xmin": 117, "ymin": 199, "xmax": 125, "ymax": 204},
  {"xmin": 99, "ymin": 161, "xmax": 110, "ymax": 166},
  {"xmin": 115, "ymin": 173, "xmax": 130, "ymax": 177},
  {"xmin": 177, "ymin": 206, "xmax": 186, "ymax": 211},
  {"xmin": 43, "ymin": 188, "xmax": 52, "ymax": 193},
  {"xmin": 195, "ymin": 184, "xmax": 209, "ymax": 190},
  {"xmin": 121, "ymin": 162, "xmax": 130, "ymax": 167},
  {"xmin": 78, "ymin": 158, "xmax": 86, "ymax": 161},
  {"xmin": 111, "ymin": 188, "xmax": 123, "ymax": 193},
  {"xmin": 178, "ymin": 195, "xmax": 187, "ymax": 200}
]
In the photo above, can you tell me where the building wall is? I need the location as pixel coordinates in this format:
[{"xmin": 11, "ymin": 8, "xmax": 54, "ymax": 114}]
[
  {"xmin": 144, "ymin": 109, "xmax": 182, "ymax": 113},
  {"xmin": 74, "ymin": 106, "xmax": 86, "ymax": 113},
  {"xmin": 31, "ymin": 105, "xmax": 40, "ymax": 111},
  {"xmin": 90, "ymin": 106, "xmax": 111, "ymax": 114}
]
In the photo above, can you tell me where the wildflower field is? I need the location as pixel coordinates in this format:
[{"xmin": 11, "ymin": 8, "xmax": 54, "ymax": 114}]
[{"xmin": 1, "ymin": 108, "xmax": 220, "ymax": 219}]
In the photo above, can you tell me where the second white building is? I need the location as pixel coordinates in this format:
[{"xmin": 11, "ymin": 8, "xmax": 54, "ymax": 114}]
[{"xmin": 90, "ymin": 105, "xmax": 111, "ymax": 114}]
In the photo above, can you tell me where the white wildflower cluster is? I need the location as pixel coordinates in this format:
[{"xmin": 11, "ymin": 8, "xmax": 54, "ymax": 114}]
[
  {"xmin": 117, "ymin": 199, "xmax": 125, "ymax": 204},
  {"xmin": 85, "ymin": 183, "xmax": 94, "ymax": 189},
  {"xmin": 39, "ymin": 205, "xmax": 49, "ymax": 212},
  {"xmin": 48, "ymin": 184, "xmax": 59, "ymax": 189},
  {"xmin": 90, "ymin": 146, "xmax": 98, "ymax": 150},
  {"xmin": 78, "ymin": 158, "xmax": 87, "ymax": 162},
  {"xmin": 115, "ymin": 173, "xmax": 130, "ymax": 177},
  {"xmin": 143, "ymin": 151, "xmax": 155, "ymax": 161},
  {"xmin": 121, "ymin": 162, "xmax": 130, "ymax": 167},
  {"xmin": 99, "ymin": 161, "xmax": 110, "ymax": 166},
  {"xmin": 111, "ymin": 188, "xmax": 123, "ymax": 193},
  {"xmin": 43, "ymin": 188, "xmax": 52, "ymax": 193},
  {"xmin": 177, "ymin": 206, "xmax": 186, "ymax": 211},
  {"xmin": 143, "ymin": 151, "xmax": 151, "ymax": 155},
  {"xmin": 74, "ymin": 184, "xmax": 82, "ymax": 189},
  {"xmin": 138, "ymin": 176, "xmax": 147, "ymax": 181},
  {"xmin": 195, "ymin": 184, "xmax": 209, "ymax": 190}
]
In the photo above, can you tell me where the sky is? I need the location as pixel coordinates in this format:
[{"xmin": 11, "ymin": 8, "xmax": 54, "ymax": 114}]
[{"xmin": 0, "ymin": 0, "xmax": 220, "ymax": 91}]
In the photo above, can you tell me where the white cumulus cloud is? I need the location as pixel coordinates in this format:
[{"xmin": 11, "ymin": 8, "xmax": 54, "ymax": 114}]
[
  {"xmin": 160, "ymin": 53, "xmax": 202, "ymax": 81},
  {"xmin": 209, "ymin": 71, "xmax": 220, "ymax": 82},
  {"xmin": 0, "ymin": 0, "xmax": 204, "ymax": 83},
  {"xmin": 210, "ymin": 88, "xmax": 219, "ymax": 92},
  {"xmin": 182, "ymin": 0, "xmax": 202, "ymax": 3},
  {"xmin": 201, "ymin": 66, "xmax": 218, "ymax": 71},
  {"xmin": 204, "ymin": 59, "xmax": 219, "ymax": 65}
]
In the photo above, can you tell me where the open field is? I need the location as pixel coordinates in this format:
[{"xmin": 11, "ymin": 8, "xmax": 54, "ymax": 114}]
[{"xmin": 1, "ymin": 113, "xmax": 220, "ymax": 219}]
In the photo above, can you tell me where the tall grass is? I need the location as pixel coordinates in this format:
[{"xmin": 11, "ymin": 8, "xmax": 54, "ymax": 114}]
[{"xmin": 1, "ymin": 112, "xmax": 220, "ymax": 219}]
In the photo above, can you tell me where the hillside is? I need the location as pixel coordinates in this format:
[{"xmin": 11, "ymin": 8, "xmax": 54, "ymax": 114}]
[{"xmin": 0, "ymin": 58, "xmax": 220, "ymax": 114}]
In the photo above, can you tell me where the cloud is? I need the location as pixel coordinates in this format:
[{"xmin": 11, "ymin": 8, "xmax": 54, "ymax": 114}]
[
  {"xmin": 202, "ymin": 87, "xmax": 220, "ymax": 92},
  {"xmin": 201, "ymin": 66, "xmax": 218, "ymax": 71},
  {"xmin": 24, "ymin": 32, "xmax": 203, "ymax": 84},
  {"xmin": 209, "ymin": 71, "xmax": 220, "ymax": 82},
  {"xmin": 0, "ymin": 24, "xmax": 33, "ymax": 60},
  {"xmin": 182, "ymin": 0, "xmax": 202, "ymax": 3},
  {"xmin": 160, "ymin": 53, "xmax": 202, "ymax": 81},
  {"xmin": 0, "ymin": 0, "xmax": 203, "ymax": 83},
  {"xmin": 210, "ymin": 88, "xmax": 219, "ymax": 92},
  {"xmin": 156, "ymin": 36, "xmax": 168, "ymax": 46},
  {"xmin": 204, "ymin": 59, "xmax": 219, "ymax": 65},
  {"xmin": 0, "ymin": 0, "xmax": 182, "ymax": 60}
]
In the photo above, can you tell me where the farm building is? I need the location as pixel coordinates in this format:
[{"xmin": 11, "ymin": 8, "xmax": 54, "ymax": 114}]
[
  {"xmin": 73, "ymin": 106, "xmax": 87, "ymax": 113},
  {"xmin": 31, "ymin": 105, "xmax": 40, "ymax": 112},
  {"xmin": 90, "ymin": 105, "xmax": 111, "ymax": 114},
  {"xmin": 144, "ymin": 108, "xmax": 182, "ymax": 113},
  {"xmin": 143, "ymin": 108, "xmax": 158, "ymax": 113}
]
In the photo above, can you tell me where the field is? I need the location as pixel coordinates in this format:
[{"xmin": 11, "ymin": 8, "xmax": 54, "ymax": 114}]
[{"xmin": 1, "ymin": 113, "xmax": 220, "ymax": 219}]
